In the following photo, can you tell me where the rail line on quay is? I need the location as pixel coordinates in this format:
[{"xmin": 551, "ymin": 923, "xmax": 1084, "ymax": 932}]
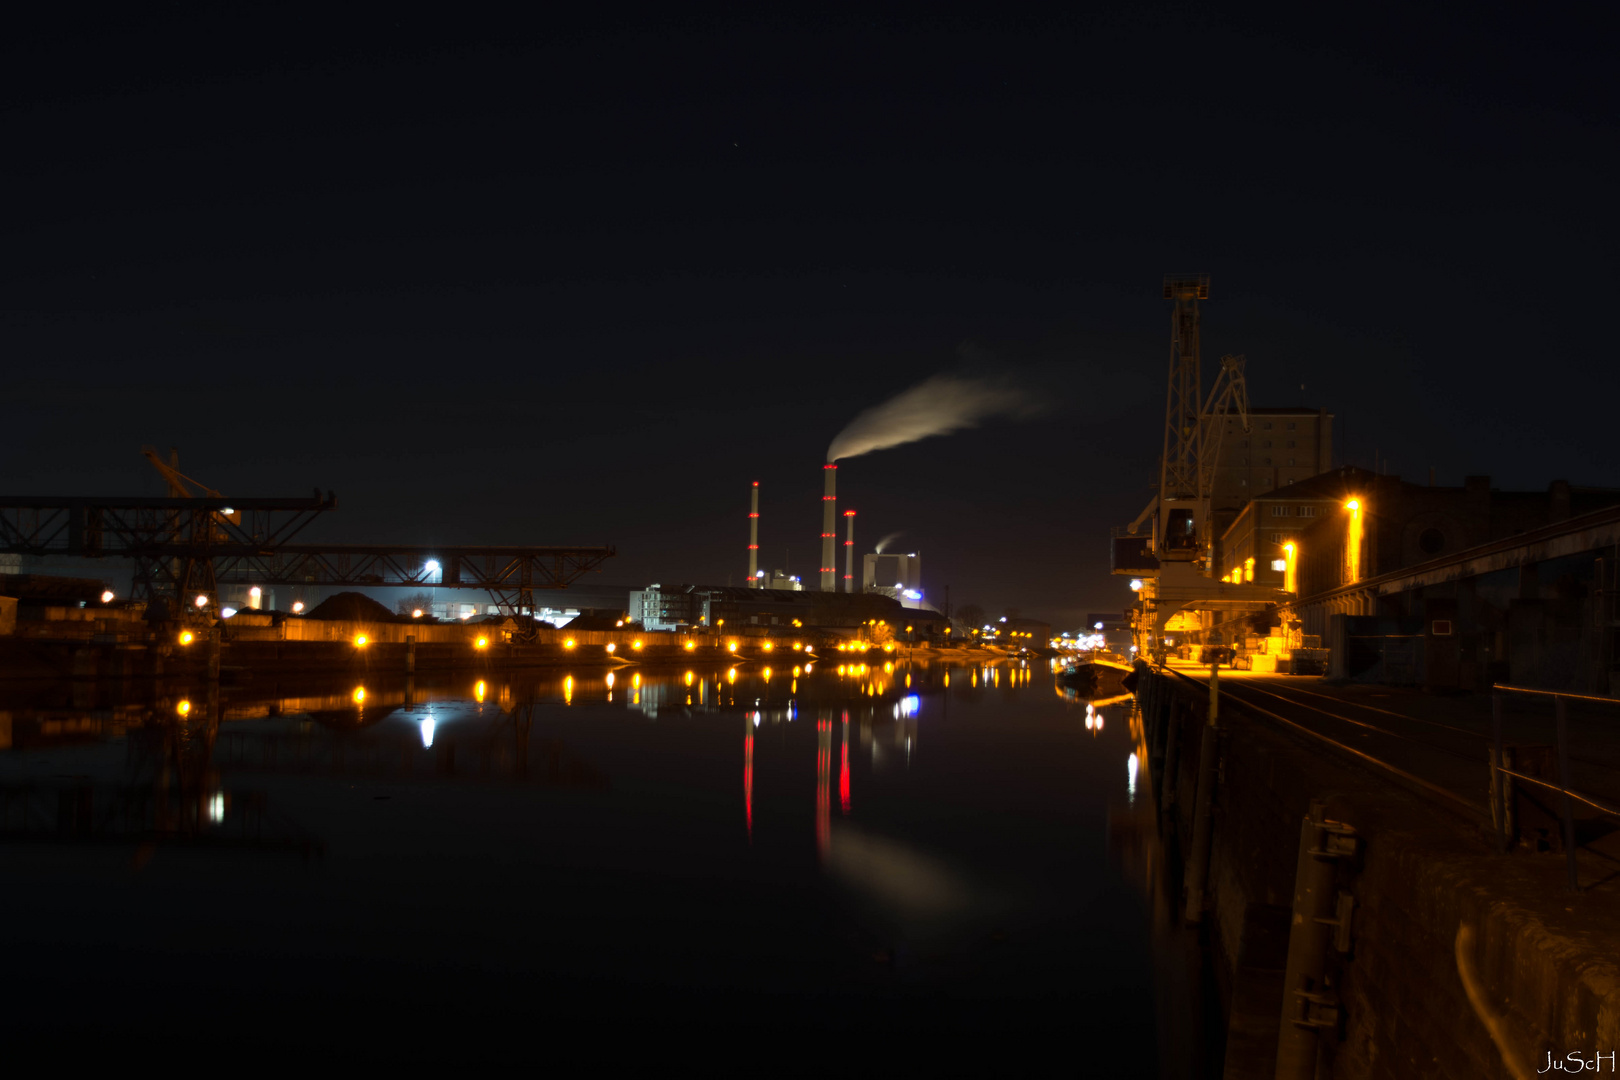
[
  {"xmin": 1158, "ymin": 665, "xmax": 1485, "ymax": 819},
  {"xmin": 1156, "ymin": 665, "xmax": 1620, "ymax": 891}
]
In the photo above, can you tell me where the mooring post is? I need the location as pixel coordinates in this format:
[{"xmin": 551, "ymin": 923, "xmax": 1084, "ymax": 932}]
[
  {"xmin": 1275, "ymin": 799, "xmax": 1355, "ymax": 1080},
  {"xmin": 1555, "ymin": 695, "xmax": 1578, "ymax": 892},
  {"xmin": 406, "ymin": 634, "xmax": 416, "ymax": 674},
  {"xmin": 1491, "ymin": 691, "xmax": 1507, "ymax": 851},
  {"xmin": 1184, "ymin": 662, "xmax": 1221, "ymax": 923}
]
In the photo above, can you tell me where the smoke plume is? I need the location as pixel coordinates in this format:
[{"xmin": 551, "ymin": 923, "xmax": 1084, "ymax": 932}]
[
  {"xmin": 874, "ymin": 532, "xmax": 904, "ymax": 554},
  {"xmin": 826, "ymin": 373, "xmax": 1038, "ymax": 462}
]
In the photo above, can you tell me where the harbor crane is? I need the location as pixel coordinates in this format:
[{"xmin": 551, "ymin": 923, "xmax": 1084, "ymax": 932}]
[{"xmin": 1116, "ymin": 275, "xmax": 1283, "ymax": 660}]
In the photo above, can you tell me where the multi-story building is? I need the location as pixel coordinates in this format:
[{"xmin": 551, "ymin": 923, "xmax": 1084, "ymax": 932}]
[
  {"xmin": 1218, "ymin": 466, "xmax": 1374, "ymax": 590},
  {"xmin": 1210, "ymin": 406, "xmax": 1335, "ymax": 509}
]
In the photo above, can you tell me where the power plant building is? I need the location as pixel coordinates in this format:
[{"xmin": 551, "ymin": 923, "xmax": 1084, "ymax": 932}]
[
  {"xmin": 862, "ymin": 552, "xmax": 921, "ymax": 599},
  {"xmin": 629, "ymin": 584, "xmax": 909, "ymax": 632}
]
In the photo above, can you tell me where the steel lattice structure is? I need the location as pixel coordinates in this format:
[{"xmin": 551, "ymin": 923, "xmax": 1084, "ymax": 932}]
[{"xmin": 0, "ymin": 494, "xmax": 615, "ymax": 614}]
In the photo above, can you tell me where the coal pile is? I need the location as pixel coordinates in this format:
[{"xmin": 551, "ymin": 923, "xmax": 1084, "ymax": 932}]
[{"xmin": 302, "ymin": 592, "xmax": 399, "ymax": 622}]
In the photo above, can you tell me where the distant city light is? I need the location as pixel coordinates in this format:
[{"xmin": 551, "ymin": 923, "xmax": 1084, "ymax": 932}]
[
  {"xmin": 1094, "ymin": 621, "xmax": 1104, "ymax": 630},
  {"xmin": 420, "ymin": 716, "xmax": 436, "ymax": 748},
  {"xmin": 903, "ymin": 589, "xmax": 922, "ymax": 600},
  {"xmin": 100, "ymin": 590, "xmax": 115, "ymax": 603},
  {"xmin": 220, "ymin": 507, "xmax": 234, "ymax": 516},
  {"xmin": 176, "ymin": 699, "xmax": 192, "ymax": 716},
  {"xmin": 178, "ymin": 631, "xmax": 195, "ymax": 646},
  {"xmin": 475, "ymin": 636, "xmax": 489, "ymax": 649},
  {"xmin": 220, "ymin": 607, "xmax": 237, "ymax": 618},
  {"xmin": 412, "ymin": 609, "xmax": 423, "ymax": 618},
  {"xmin": 563, "ymin": 638, "xmax": 576, "ymax": 649},
  {"xmin": 249, "ymin": 586, "xmax": 261, "ymax": 598},
  {"xmin": 606, "ymin": 643, "xmax": 616, "ymax": 653},
  {"xmin": 1345, "ymin": 499, "xmax": 1360, "ymax": 512},
  {"xmin": 425, "ymin": 560, "xmax": 441, "ymax": 574},
  {"xmin": 209, "ymin": 793, "xmax": 225, "ymax": 823},
  {"xmin": 292, "ymin": 601, "xmax": 305, "ymax": 613},
  {"xmin": 354, "ymin": 634, "xmax": 368, "ymax": 647},
  {"xmin": 194, "ymin": 594, "xmax": 209, "ymax": 608},
  {"xmin": 1129, "ymin": 579, "xmax": 1144, "ymax": 591}
]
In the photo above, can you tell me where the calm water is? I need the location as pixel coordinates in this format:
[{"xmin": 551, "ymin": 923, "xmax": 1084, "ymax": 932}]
[{"xmin": 0, "ymin": 659, "xmax": 1203, "ymax": 1071}]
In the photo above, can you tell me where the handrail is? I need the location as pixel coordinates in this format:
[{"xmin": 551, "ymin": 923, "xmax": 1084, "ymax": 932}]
[
  {"xmin": 1492, "ymin": 683, "xmax": 1620, "ymax": 706},
  {"xmin": 1496, "ymin": 766, "xmax": 1620, "ymax": 819}
]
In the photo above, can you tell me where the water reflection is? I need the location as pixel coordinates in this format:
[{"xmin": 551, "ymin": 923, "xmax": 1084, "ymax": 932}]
[{"xmin": 0, "ymin": 657, "xmax": 1176, "ymax": 1072}]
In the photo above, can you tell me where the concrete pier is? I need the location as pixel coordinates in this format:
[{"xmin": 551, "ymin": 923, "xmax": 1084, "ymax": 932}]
[{"xmin": 1135, "ymin": 665, "xmax": 1620, "ymax": 1079}]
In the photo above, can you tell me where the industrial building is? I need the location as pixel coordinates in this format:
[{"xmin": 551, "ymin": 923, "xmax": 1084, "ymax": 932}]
[
  {"xmin": 629, "ymin": 584, "xmax": 915, "ymax": 633},
  {"xmin": 862, "ymin": 551, "xmax": 922, "ymax": 602}
]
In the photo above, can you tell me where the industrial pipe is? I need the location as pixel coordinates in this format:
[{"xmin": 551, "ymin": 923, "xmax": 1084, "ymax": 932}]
[
  {"xmin": 843, "ymin": 509, "xmax": 856, "ymax": 593},
  {"xmin": 1275, "ymin": 800, "xmax": 1355, "ymax": 1080},
  {"xmin": 748, "ymin": 481, "xmax": 760, "ymax": 587},
  {"xmin": 820, "ymin": 463, "xmax": 837, "ymax": 592}
]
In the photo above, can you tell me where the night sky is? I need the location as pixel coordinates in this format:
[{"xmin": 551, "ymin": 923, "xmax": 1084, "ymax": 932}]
[{"xmin": 5, "ymin": 9, "xmax": 1614, "ymax": 628}]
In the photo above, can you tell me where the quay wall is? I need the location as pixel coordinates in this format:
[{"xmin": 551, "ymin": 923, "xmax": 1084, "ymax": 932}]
[
  {"xmin": 0, "ymin": 615, "xmax": 893, "ymax": 680},
  {"xmin": 1140, "ymin": 667, "xmax": 1620, "ymax": 1079}
]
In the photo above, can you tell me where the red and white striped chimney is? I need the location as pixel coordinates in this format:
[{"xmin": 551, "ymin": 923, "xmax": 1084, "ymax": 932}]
[
  {"xmin": 843, "ymin": 509, "xmax": 856, "ymax": 592},
  {"xmin": 820, "ymin": 463, "xmax": 837, "ymax": 592},
  {"xmin": 748, "ymin": 481, "xmax": 760, "ymax": 587}
]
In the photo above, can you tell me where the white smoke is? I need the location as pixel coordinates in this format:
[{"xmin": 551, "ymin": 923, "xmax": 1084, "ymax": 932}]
[
  {"xmin": 826, "ymin": 373, "xmax": 1038, "ymax": 462},
  {"xmin": 874, "ymin": 531, "xmax": 904, "ymax": 554}
]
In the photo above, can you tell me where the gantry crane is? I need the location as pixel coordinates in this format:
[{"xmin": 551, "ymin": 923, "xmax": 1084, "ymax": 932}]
[{"xmin": 139, "ymin": 446, "xmax": 241, "ymax": 615}]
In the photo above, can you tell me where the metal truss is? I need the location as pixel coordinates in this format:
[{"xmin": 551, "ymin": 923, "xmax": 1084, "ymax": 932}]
[
  {"xmin": 0, "ymin": 493, "xmax": 335, "ymax": 605},
  {"xmin": 0, "ymin": 494, "xmax": 614, "ymax": 615},
  {"xmin": 210, "ymin": 543, "xmax": 617, "ymax": 614}
]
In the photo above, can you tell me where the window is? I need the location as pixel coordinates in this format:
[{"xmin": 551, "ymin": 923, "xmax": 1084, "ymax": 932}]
[
  {"xmin": 1239, "ymin": 478, "xmax": 1247, "ymax": 486},
  {"xmin": 1239, "ymin": 440, "xmax": 1249, "ymax": 448},
  {"xmin": 1262, "ymin": 440, "xmax": 1272, "ymax": 448},
  {"xmin": 1263, "ymin": 458, "xmax": 1272, "ymax": 466},
  {"xmin": 1287, "ymin": 458, "xmax": 1296, "ymax": 466},
  {"xmin": 1300, "ymin": 505, "xmax": 1318, "ymax": 517},
  {"xmin": 1239, "ymin": 457, "xmax": 1247, "ymax": 465},
  {"xmin": 1286, "ymin": 440, "xmax": 1296, "ymax": 448},
  {"xmin": 1286, "ymin": 422, "xmax": 1296, "ymax": 431},
  {"xmin": 1271, "ymin": 505, "xmax": 1291, "ymax": 516},
  {"xmin": 1270, "ymin": 559, "xmax": 1288, "ymax": 572},
  {"xmin": 1262, "ymin": 422, "xmax": 1273, "ymax": 430}
]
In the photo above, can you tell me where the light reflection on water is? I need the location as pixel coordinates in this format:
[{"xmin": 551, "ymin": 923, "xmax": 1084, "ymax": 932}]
[{"xmin": 0, "ymin": 659, "xmax": 1171, "ymax": 1072}]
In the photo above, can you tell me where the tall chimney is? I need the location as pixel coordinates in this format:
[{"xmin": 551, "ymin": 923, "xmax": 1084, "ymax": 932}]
[
  {"xmin": 843, "ymin": 510, "xmax": 856, "ymax": 593},
  {"xmin": 748, "ymin": 482, "xmax": 760, "ymax": 587},
  {"xmin": 820, "ymin": 463, "xmax": 838, "ymax": 591}
]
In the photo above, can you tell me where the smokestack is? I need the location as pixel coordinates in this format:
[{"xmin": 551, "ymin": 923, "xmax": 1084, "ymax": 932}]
[
  {"xmin": 748, "ymin": 482, "xmax": 760, "ymax": 587},
  {"xmin": 820, "ymin": 463, "xmax": 837, "ymax": 591},
  {"xmin": 843, "ymin": 510, "xmax": 856, "ymax": 593}
]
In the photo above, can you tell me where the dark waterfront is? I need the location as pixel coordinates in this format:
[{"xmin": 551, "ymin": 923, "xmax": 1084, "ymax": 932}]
[{"xmin": 0, "ymin": 660, "xmax": 1210, "ymax": 1071}]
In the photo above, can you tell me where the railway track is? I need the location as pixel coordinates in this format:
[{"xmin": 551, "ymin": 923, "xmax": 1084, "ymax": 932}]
[{"xmin": 1162, "ymin": 666, "xmax": 1620, "ymax": 831}]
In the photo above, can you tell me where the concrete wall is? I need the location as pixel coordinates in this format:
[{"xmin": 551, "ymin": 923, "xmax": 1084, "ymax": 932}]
[{"xmin": 1139, "ymin": 668, "xmax": 1620, "ymax": 1078}]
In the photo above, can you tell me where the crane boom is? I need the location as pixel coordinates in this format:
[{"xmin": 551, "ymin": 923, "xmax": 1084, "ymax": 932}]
[{"xmin": 141, "ymin": 446, "xmax": 224, "ymax": 500}]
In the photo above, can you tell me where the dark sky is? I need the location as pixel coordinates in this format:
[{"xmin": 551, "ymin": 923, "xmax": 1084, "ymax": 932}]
[{"xmin": 4, "ymin": 8, "xmax": 1615, "ymax": 627}]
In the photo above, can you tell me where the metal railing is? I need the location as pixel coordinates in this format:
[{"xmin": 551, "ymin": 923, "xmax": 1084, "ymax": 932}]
[{"xmin": 1491, "ymin": 683, "xmax": 1620, "ymax": 892}]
